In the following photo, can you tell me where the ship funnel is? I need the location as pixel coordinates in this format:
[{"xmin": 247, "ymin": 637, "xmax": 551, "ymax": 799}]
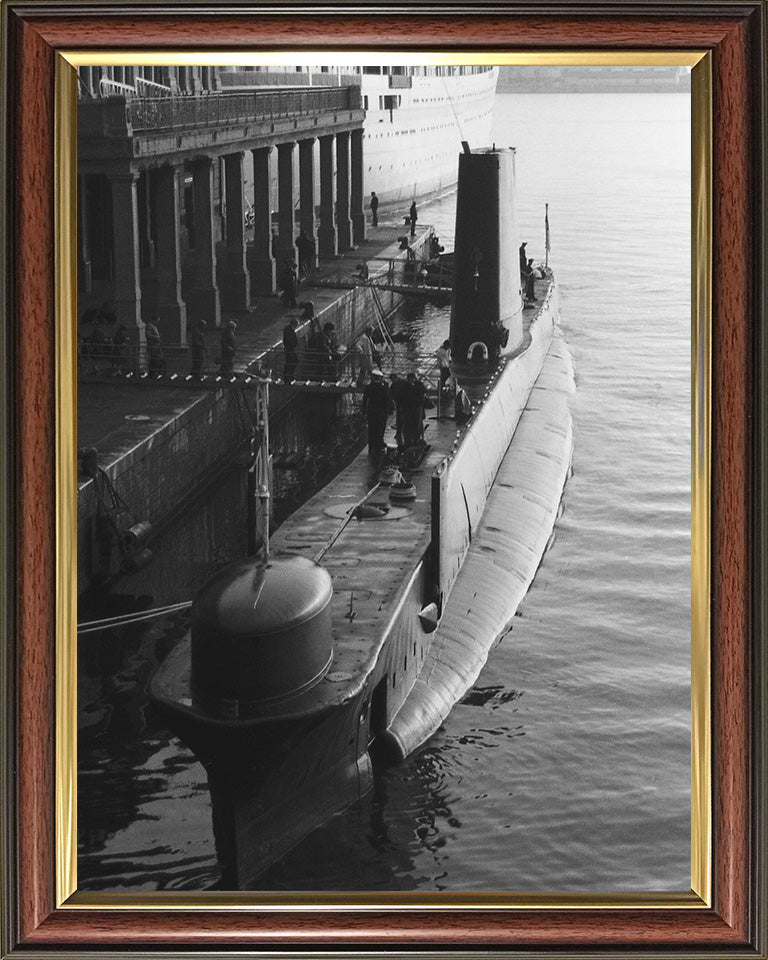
[{"xmin": 449, "ymin": 147, "xmax": 523, "ymax": 360}]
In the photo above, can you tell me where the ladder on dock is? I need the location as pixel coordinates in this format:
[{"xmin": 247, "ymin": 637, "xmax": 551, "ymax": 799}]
[{"xmin": 367, "ymin": 282, "xmax": 396, "ymax": 356}]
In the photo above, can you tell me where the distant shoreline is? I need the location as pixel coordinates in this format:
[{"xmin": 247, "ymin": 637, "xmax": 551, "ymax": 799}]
[
  {"xmin": 497, "ymin": 85, "xmax": 691, "ymax": 94},
  {"xmin": 496, "ymin": 66, "xmax": 691, "ymax": 95}
]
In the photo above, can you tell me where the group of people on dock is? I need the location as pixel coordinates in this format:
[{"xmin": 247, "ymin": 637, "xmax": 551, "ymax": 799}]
[
  {"xmin": 79, "ymin": 195, "xmax": 427, "ymax": 381},
  {"xmin": 362, "ymin": 369, "xmax": 428, "ymax": 458},
  {"xmin": 282, "ymin": 303, "xmax": 341, "ymax": 383},
  {"xmin": 368, "ymin": 193, "xmax": 419, "ymax": 236}
]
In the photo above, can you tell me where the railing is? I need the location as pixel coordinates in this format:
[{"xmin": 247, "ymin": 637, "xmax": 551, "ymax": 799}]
[
  {"xmin": 246, "ymin": 345, "xmax": 442, "ymax": 389},
  {"xmin": 128, "ymin": 87, "xmax": 358, "ymax": 134},
  {"xmin": 78, "ymin": 335, "xmax": 443, "ymax": 388},
  {"xmin": 218, "ymin": 71, "xmax": 361, "ymax": 89},
  {"xmin": 314, "ymin": 255, "xmax": 453, "ymax": 295}
]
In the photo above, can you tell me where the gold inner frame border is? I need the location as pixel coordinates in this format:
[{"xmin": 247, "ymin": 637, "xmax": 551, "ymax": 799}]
[{"xmin": 56, "ymin": 49, "xmax": 711, "ymax": 911}]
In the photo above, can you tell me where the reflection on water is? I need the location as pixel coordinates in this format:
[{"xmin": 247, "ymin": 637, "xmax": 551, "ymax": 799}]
[{"xmin": 78, "ymin": 92, "xmax": 691, "ymax": 892}]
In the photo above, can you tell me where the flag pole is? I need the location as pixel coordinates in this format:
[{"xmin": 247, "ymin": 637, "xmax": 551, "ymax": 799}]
[{"xmin": 545, "ymin": 203, "xmax": 550, "ymax": 271}]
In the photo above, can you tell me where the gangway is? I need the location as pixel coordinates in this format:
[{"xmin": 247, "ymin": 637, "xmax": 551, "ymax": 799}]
[{"xmin": 314, "ymin": 255, "xmax": 453, "ymax": 303}]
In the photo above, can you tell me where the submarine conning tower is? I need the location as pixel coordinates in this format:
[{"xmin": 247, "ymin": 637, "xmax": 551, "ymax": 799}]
[
  {"xmin": 449, "ymin": 147, "xmax": 523, "ymax": 360},
  {"xmin": 190, "ymin": 555, "xmax": 334, "ymax": 719}
]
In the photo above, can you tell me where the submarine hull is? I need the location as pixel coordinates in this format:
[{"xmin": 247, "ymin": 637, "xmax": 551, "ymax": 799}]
[{"xmin": 152, "ymin": 657, "xmax": 372, "ymax": 889}]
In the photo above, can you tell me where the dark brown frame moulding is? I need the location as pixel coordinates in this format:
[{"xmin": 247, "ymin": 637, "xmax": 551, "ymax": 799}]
[{"xmin": 1, "ymin": 0, "xmax": 766, "ymax": 956}]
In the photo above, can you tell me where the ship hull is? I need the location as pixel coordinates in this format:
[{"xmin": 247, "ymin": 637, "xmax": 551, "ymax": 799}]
[
  {"xmin": 388, "ymin": 326, "xmax": 574, "ymax": 758},
  {"xmin": 152, "ymin": 666, "xmax": 372, "ymax": 889},
  {"xmin": 151, "ymin": 280, "xmax": 573, "ymax": 885},
  {"xmin": 361, "ymin": 68, "xmax": 498, "ymax": 205}
]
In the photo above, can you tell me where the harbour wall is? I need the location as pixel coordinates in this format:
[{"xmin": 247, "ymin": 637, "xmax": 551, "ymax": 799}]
[{"xmin": 77, "ymin": 235, "xmax": 430, "ymax": 598}]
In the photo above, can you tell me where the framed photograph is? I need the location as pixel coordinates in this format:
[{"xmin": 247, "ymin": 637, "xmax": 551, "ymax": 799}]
[{"xmin": 1, "ymin": 1, "xmax": 766, "ymax": 956}]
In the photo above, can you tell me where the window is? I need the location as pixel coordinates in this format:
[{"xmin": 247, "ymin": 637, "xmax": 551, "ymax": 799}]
[{"xmin": 379, "ymin": 95, "xmax": 401, "ymax": 111}]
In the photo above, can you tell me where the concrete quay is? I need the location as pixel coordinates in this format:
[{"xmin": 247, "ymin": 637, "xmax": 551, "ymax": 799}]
[{"xmin": 77, "ymin": 220, "xmax": 437, "ymax": 596}]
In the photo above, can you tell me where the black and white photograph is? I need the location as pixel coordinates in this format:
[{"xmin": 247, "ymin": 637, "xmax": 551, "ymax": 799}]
[{"xmin": 75, "ymin": 60, "xmax": 692, "ymax": 893}]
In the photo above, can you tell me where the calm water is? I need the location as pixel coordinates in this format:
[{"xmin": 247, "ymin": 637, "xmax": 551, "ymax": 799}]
[{"xmin": 78, "ymin": 92, "xmax": 691, "ymax": 891}]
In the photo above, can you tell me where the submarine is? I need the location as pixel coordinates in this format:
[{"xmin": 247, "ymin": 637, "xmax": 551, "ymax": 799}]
[{"xmin": 150, "ymin": 146, "xmax": 575, "ymax": 887}]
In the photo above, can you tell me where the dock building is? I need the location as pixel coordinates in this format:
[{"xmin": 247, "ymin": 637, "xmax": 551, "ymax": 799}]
[{"xmin": 77, "ymin": 66, "xmax": 366, "ymax": 349}]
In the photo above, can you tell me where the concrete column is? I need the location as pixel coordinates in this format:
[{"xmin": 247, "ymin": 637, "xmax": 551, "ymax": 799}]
[
  {"xmin": 221, "ymin": 151, "xmax": 251, "ymax": 312},
  {"xmin": 276, "ymin": 141, "xmax": 296, "ymax": 266},
  {"xmin": 249, "ymin": 146, "xmax": 276, "ymax": 294},
  {"xmin": 190, "ymin": 156, "xmax": 221, "ymax": 328},
  {"xmin": 78, "ymin": 173, "xmax": 92, "ymax": 294},
  {"xmin": 155, "ymin": 163, "xmax": 187, "ymax": 344},
  {"xmin": 317, "ymin": 134, "xmax": 337, "ymax": 259},
  {"xmin": 350, "ymin": 128, "xmax": 366, "ymax": 245},
  {"xmin": 138, "ymin": 170, "xmax": 155, "ymax": 270},
  {"xmin": 298, "ymin": 137, "xmax": 318, "ymax": 270},
  {"xmin": 108, "ymin": 170, "xmax": 143, "ymax": 335},
  {"xmin": 335, "ymin": 130, "xmax": 352, "ymax": 251}
]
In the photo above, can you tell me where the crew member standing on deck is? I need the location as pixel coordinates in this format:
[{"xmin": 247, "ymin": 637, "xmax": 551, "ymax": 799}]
[
  {"xmin": 370, "ymin": 192, "xmax": 379, "ymax": 227},
  {"xmin": 402, "ymin": 371, "xmax": 426, "ymax": 447},
  {"xmin": 409, "ymin": 200, "xmax": 418, "ymax": 237},
  {"xmin": 283, "ymin": 317, "xmax": 299, "ymax": 382},
  {"xmin": 435, "ymin": 339, "xmax": 452, "ymax": 391},
  {"xmin": 519, "ymin": 241, "xmax": 529, "ymax": 280},
  {"xmin": 362, "ymin": 368, "xmax": 393, "ymax": 457},
  {"xmin": 525, "ymin": 257, "xmax": 537, "ymax": 304}
]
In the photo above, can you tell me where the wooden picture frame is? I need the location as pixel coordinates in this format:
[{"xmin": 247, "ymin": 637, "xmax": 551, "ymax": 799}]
[{"xmin": 1, "ymin": 1, "xmax": 766, "ymax": 954}]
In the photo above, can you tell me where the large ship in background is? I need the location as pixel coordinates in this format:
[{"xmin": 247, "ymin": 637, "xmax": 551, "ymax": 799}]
[
  {"xmin": 350, "ymin": 66, "xmax": 498, "ymax": 204},
  {"xmin": 77, "ymin": 63, "xmax": 498, "ymax": 208},
  {"xmin": 217, "ymin": 65, "xmax": 499, "ymax": 205}
]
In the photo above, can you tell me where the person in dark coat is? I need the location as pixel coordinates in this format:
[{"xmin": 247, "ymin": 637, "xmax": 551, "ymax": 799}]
[
  {"xmin": 189, "ymin": 319, "xmax": 207, "ymax": 375},
  {"xmin": 295, "ymin": 231, "xmax": 315, "ymax": 279},
  {"xmin": 145, "ymin": 317, "xmax": 165, "ymax": 375},
  {"xmin": 370, "ymin": 191, "xmax": 379, "ymax": 227},
  {"xmin": 429, "ymin": 234, "xmax": 445, "ymax": 259},
  {"xmin": 519, "ymin": 241, "xmax": 529, "ymax": 280},
  {"xmin": 401, "ymin": 371, "xmax": 426, "ymax": 446},
  {"xmin": 409, "ymin": 200, "xmax": 418, "ymax": 237},
  {"xmin": 283, "ymin": 317, "xmax": 299, "ymax": 382},
  {"xmin": 525, "ymin": 257, "xmax": 537, "ymax": 303},
  {"xmin": 361, "ymin": 368, "xmax": 393, "ymax": 457},
  {"xmin": 219, "ymin": 320, "xmax": 237, "ymax": 375}
]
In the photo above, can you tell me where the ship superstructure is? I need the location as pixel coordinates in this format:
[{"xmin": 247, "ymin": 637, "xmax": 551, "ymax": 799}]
[{"xmin": 215, "ymin": 65, "xmax": 499, "ymax": 204}]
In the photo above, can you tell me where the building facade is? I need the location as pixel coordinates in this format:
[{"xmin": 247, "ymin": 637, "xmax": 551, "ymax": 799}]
[{"xmin": 77, "ymin": 66, "xmax": 366, "ymax": 348}]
